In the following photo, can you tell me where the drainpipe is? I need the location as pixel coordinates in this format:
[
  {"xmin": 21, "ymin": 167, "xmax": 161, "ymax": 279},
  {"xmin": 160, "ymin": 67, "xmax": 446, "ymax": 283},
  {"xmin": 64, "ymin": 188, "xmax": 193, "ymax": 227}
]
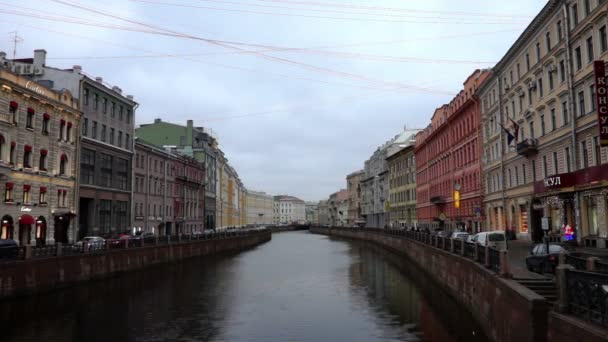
[
  {"xmin": 562, "ymin": 0, "xmax": 582, "ymax": 242},
  {"xmin": 144, "ymin": 152, "xmax": 149, "ymax": 234},
  {"xmin": 130, "ymin": 102, "xmax": 139, "ymax": 233},
  {"xmin": 498, "ymin": 75, "xmax": 507, "ymax": 232}
]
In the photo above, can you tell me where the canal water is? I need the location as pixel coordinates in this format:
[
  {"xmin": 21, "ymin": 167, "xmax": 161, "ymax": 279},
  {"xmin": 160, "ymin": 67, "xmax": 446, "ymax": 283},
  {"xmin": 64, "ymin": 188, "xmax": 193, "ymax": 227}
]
[{"xmin": 0, "ymin": 231, "xmax": 487, "ymax": 342}]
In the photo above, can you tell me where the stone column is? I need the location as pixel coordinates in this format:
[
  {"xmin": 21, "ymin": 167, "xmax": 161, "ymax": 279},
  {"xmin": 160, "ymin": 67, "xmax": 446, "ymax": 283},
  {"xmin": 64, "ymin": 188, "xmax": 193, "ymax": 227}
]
[
  {"xmin": 499, "ymin": 250, "xmax": 511, "ymax": 277},
  {"xmin": 586, "ymin": 257, "xmax": 599, "ymax": 272},
  {"xmin": 556, "ymin": 264, "xmax": 575, "ymax": 313}
]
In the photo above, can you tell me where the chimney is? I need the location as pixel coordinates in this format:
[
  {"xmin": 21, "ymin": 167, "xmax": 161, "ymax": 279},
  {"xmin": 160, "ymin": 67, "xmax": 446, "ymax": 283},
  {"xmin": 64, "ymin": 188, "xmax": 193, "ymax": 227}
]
[
  {"xmin": 112, "ymin": 86, "xmax": 122, "ymax": 94},
  {"xmin": 186, "ymin": 120, "xmax": 193, "ymax": 146},
  {"xmin": 154, "ymin": 118, "xmax": 162, "ymax": 123},
  {"xmin": 72, "ymin": 65, "xmax": 82, "ymax": 74},
  {"xmin": 127, "ymin": 95, "xmax": 134, "ymax": 100},
  {"xmin": 33, "ymin": 49, "xmax": 46, "ymax": 68},
  {"xmin": 95, "ymin": 77, "xmax": 103, "ymax": 83}
]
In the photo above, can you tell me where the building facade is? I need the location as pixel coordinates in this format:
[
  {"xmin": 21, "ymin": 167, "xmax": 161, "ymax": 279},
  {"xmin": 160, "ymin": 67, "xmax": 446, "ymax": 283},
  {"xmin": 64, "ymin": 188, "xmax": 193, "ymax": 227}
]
[
  {"xmin": 1, "ymin": 49, "xmax": 137, "ymax": 238},
  {"xmin": 136, "ymin": 119, "xmax": 218, "ymax": 229},
  {"xmin": 217, "ymin": 151, "xmax": 246, "ymax": 228},
  {"xmin": 387, "ymin": 145, "xmax": 417, "ymax": 228},
  {"xmin": 245, "ymin": 190, "xmax": 274, "ymax": 225},
  {"xmin": 273, "ymin": 195, "xmax": 306, "ymax": 224},
  {"xmin": 361, "ymin": 129, "xmax": 420, "ymax": 228},
  {"xmin": 328, "ymin": 189, "xmax": 349, "ymax": 226},
  {"xmin": 0, "ymin": 68, "xmax": 80, "ymax": 245},
  {"xmin": 305, "ymin": 201, "xmax": 319, "ymax": 224},
  {"xmin": 480, "ymin": 0, "xmax": 608, "ymax": 244},
  {"xmin": 317, "ymin": 200, "xmax": 330, "ymax": 226},
  {"xmin": 346, "ymin": 170, "xmax": 364, "ymax": 226},
  {"xmin": 416, "ymin": 70, "xmax": 490, "ymax": 233}
]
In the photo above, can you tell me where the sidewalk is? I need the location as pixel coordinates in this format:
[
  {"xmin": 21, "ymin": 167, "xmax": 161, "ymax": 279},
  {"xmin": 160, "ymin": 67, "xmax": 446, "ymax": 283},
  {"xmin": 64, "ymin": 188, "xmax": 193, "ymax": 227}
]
[{"xmin": 507, "ymin": 239, "xmax": 549, "ymax": 280}]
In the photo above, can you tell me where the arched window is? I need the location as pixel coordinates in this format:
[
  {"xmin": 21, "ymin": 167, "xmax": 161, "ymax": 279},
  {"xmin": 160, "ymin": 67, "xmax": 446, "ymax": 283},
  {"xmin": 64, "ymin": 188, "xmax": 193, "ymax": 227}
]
[{"xmin": 59, "ymin": 154, "xmax": 67, "ymax": 175}]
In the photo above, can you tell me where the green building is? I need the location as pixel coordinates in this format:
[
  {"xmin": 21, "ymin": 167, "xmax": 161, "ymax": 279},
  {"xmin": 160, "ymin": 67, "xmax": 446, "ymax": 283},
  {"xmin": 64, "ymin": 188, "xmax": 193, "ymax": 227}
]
[{"xmin": 136, "ymin": 119, "xmax": 218, "ymax": 229}]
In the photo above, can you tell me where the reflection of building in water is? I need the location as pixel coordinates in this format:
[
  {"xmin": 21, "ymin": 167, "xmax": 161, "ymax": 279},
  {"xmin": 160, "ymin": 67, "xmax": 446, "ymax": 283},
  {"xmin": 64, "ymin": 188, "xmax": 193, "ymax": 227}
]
[
  {"xmin": 348, "ymin": 245, "xmax": 421, "ymax": 325},
  {"xmin": 419, "ymin": 300, "xmax": 454, "ymax": 342}
]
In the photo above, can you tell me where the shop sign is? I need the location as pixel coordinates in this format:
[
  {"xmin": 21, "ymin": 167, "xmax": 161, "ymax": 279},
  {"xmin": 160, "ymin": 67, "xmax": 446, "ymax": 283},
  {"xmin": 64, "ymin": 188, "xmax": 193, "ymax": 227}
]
[
  {"xmin": 20, "ymin": 206, "xmax": 32, "ymax": 212},
  {"xmin": 544, "ymin": 176, "xmax": 562, "ymax": 188},
  {"xmin": 594, "ymin": 61, "xmax": 608, "ymax": 146}
]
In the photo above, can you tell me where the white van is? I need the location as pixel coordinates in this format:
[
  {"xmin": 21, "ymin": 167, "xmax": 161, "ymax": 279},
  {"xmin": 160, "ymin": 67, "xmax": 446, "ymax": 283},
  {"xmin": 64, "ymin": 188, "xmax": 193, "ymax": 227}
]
[{"xmin": 474, "ymin": 231, "xmax": 507, "ymax": 250}]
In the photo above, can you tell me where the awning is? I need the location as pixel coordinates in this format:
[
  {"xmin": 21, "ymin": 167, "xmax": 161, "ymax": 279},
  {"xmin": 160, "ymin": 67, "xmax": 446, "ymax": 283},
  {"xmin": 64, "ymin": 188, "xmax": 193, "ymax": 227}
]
[
  {"xmin": 5, "ymin": 182, "xmax": 13, "ymax": 189},
  {"xmin": 9, "ymin": 101, "xmax": 18, "ymax": 109},
  {"xmin": 23, "ymin": 184, "xmax": 30, "ymax": 191},
  {"xmin": 27, "ymin": 107, "xmax": 35, "ymax": 114},
  {"xmin": 43, "ymin": 113, "xmax": 50, "ymax": 120},
  {"xmin": 60, "ymin": 154, "xmax": 67, "ymax": 161},
  {"xmin": 24, "ymin": 145, "xmax": 32, "ymax": 152},
  {"xmin": 40, "ymin": 149, "xmax": 48, "ymax": 156},
  {"xmin": 60, "ymin": 119, "xmax": 65, "ymax": 125},
  {"xmin": 19, "ymin": 214, "xmax": 34, "ymax": 225},
  {"xmin": 40, "ymin": 186, "xmax": 47, "ymax": 193},
  {"xmin": 67, "ymin": 122, "xmax": 72, "ymax": 128}
]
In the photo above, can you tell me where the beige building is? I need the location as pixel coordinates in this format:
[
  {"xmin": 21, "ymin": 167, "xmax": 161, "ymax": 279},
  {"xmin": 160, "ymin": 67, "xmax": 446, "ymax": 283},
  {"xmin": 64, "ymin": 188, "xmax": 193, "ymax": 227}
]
[
  {"xmin": 305, "ymin": 201, "xmax": 319, "ymax": 224},
  {"xmin": 387, "ymin": 145, "xmax": 417, "ymax": 228},
  {"xmin": 317, "ymin": 200, "xmax": 330, "ymax": 226},
  {"xmin": 480, "ymin": 0, "xmax": 608, "ymax": 245},
  {"xmin": 217, "ymin": 152, "xmax": 246, "ymax": 228},
  {"xmin": 245, "ymin": 190, "xmax": 274, "ymax": 225},
  {"xmin": 328, "ymin": 189, "xmax": 349, "ymax": 226},
  {"xmin": 0, "ymin": 69, "xmax": 80, "ymax": 245},
  {"xmin": 346, "ymin": 170, "xmax": 364, "ymax": 226}
]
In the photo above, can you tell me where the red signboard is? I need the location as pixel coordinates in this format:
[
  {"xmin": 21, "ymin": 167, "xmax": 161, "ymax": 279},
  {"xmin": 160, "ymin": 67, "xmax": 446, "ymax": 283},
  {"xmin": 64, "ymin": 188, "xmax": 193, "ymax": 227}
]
[
  {"xmin": 534, "ymin": 164, "xmax": 608, "ymax": 193},
  {"xmin": 594, "ymin": 61, "xmax": 608, "ymax": 146}
]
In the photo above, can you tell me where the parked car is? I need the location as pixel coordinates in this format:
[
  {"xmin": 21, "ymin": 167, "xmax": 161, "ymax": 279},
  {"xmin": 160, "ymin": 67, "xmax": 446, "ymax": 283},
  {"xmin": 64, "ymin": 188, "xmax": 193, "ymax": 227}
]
[
  {"xmin": 74, "ymin": 236, "xmax": 105, "ymax": 250},
  {"xmin": 0, "ymin": 239, "xmax": 18, "ymax": 259},
  {"xmin": 475, "ymin": 231, "xmax": 507, "ymax": 250},
  {"xmin": 526, "ymin": 244, "xmax": 571, "ymax": 274},
  {"xmin": 451, "ymin": 232, "xmax": 470, "ymax": 241}
]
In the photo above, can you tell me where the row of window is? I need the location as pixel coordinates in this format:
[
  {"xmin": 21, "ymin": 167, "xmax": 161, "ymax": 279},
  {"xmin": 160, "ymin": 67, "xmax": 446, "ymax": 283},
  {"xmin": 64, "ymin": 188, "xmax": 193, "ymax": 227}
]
[
  {"xmin": 0, "ymin": 139, "xmax": 69, "ymax": 175},
  {"xmin": 82, "ymin": 118, "xmax": 131, "ymax": 149},
  {"xmin": 4, "ymin": 183, "xmax": 68, "ymax": 207},
  {"xmin": 487, "ymin": 136, "xmax": 606, "ymax": 193},
  {"xmin": 6, "ymin": 101, "xmax": 75, "ymax": 142},
  {"xmin": 97, "ymin": 200, "xmax": 129, "ymax": 232},
  {"xmin": 80, "ymin": 148, "xmax": 129, "ymax": 190},
  {"xmin": 390, "ymin": 189, "xmax": 416, "ymax": 204},
  {"xmin": 83, "ymin": 87, "xmax": 132, "ymax": 124}
]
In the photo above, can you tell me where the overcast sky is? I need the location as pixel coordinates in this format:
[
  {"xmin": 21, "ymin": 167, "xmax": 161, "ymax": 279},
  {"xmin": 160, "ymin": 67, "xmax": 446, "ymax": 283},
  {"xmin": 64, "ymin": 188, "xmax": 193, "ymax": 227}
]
[{"xmin": 1, "ymin": 0, "xmax": 547, "ymax": 201}]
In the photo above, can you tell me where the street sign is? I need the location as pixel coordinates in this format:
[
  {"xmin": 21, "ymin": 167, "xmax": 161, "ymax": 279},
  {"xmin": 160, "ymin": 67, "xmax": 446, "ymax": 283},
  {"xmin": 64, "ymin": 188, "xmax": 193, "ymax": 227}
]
[
  {"xmin": 439, "ymin": 212, "xmax": 446, "ymax": 221},
  {"xmin": 541, "ymin": 217, "xmax": 550, "ymax": 231}
]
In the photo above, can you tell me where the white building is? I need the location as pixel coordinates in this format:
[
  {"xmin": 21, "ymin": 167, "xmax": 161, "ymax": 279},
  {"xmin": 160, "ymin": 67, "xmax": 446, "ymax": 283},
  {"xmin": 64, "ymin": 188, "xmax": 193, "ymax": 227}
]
[
  {"xmin": 273, "ymin": 195, "xmax": 306, "ymax": 224},
  {"xmin": 245, "ymin": 190, "xmax": 274, "ymax": 225}
]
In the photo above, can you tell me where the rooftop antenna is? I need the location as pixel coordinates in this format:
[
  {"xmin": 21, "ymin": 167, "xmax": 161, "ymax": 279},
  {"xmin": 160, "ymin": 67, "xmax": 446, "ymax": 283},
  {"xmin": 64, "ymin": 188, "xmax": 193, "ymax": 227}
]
[{"xmin": 8, "ymin": 31, "xmax": 23, "ymax": 59}]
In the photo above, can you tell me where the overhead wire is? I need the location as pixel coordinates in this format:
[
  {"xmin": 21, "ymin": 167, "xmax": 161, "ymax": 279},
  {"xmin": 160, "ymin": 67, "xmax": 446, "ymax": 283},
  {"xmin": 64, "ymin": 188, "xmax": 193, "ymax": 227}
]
[
  {"xmin": 237, "ymin": 0, "xmax": 535, "ymax": 18},
  {"xmin": 172, "ymin": 0, "xmax": 531, "ymax": 23},
  {"xmin": 45, "ymin": 0, "xmax": 462, "ymax": 95},
  {"xmin": 129, "ymin": 0, "xmax": 529, "ymax": 25}
]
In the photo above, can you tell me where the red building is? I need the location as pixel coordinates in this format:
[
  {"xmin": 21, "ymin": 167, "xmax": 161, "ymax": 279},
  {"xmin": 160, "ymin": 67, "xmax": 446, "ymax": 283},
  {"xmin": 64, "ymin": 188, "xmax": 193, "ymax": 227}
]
[{"xmin": 415, "ymin": 69, "xmax": 490, "ymax": 233}]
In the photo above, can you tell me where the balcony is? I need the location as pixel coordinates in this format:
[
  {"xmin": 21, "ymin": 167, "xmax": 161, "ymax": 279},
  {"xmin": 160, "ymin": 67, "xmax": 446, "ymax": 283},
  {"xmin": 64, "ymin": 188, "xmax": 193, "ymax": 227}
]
[
  {"xmin": 516, "ymin": 138, "xmax": 538, "ymax": 157},
  {"xmin": 430, "ymin": 196, "xmax": 446, "ymax": 205}
]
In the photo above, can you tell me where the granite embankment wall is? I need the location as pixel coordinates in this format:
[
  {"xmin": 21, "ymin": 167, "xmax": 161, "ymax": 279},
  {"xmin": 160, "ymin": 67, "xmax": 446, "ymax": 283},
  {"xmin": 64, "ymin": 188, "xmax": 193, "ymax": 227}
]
[
  {"xmin": 310, "ymin": 227, "xmax": 549, "ymax": 342},
  {"xmin": 0, "ymin": 231, "xmax": 270, "ymax": 299}
]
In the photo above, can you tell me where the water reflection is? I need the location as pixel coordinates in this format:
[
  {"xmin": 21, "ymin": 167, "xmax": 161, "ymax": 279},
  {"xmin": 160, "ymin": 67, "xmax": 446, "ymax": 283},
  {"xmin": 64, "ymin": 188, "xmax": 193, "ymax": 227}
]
[{"xmin": 0, "ymin": 232, "xmax": 487, "ymax": 342}]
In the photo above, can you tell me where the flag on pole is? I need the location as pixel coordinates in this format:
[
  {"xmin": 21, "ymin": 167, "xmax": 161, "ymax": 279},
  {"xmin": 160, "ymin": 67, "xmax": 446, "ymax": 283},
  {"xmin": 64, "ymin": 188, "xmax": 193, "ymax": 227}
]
[
  {"xmin": 500, "ymin": 124, "xmax": 515, "ymax": 145},
  {"xmin": 509, "ymin": 118, "xmax": 520, "ymax": 142}
]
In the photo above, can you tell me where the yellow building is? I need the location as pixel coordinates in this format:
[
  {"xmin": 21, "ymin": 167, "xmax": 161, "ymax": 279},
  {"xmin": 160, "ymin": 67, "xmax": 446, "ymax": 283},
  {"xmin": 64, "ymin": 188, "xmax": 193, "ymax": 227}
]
[
  {"xmin": 245, "ymin": 190, "xmax": 273, "ymax": 225},
  {"xmin": 217, "ymin": 152, "xmax": 246, "ymax": 228},
  {"xmin": 480, "ymin": 0, "xmax": 608, "ymax": 245},
  {"xmin": 387, "ymin": 145, "xmax": 417, "ymax": 228}
]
